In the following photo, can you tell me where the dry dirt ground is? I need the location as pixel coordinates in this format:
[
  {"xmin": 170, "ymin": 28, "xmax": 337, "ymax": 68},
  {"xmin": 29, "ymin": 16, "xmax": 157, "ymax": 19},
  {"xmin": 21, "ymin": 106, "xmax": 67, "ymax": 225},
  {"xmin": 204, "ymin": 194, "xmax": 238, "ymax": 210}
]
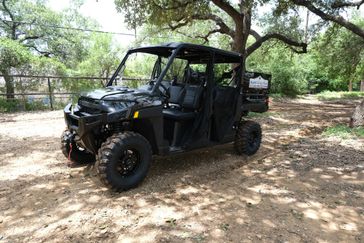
[{"xmin": 0, "ymin": 97, "xmax": 363, "ymax": 243}]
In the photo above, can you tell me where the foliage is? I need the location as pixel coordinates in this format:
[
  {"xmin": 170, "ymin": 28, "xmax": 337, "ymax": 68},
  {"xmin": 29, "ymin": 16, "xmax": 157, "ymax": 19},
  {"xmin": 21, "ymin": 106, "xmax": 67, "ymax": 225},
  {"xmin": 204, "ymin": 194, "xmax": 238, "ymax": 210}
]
[
  {"xmin": 315, "ymin": 91, "xmax": 364, "ymax": 100},
  {"xmin": 115, "ymin": 0, "xmax": 307, "ymax": 57},
  {"xmin": 247, "ymin": 43, "xmax": 312, "ymax": 96},
  {"xmin": 24, "ymin": 99, "xmax": 49, "ymax": 111},
  {"xmin": 75, "ymin": 34, "xmax": 121, "ymax": 77},
  {"xmin": 246, "ymin": 15, "xmax": 364, "ymax": 95},
  {"xmin": 114, "ymin": 0, "xmax": 364, "ymax": 96},
  {"xmin": 67, "ymin": 33, "xmax": 122, "ymax": 88},
  {"xmin": 0, "ymin": 0, "xmax": 98, "ymax": 99},
  {"xmin": 115, "ymin": 0, "xmax": 210, "ymax": 29},
  {"xmin": 0, "ymin": 0, "xmax": 363, "ymax": 112},
  {"xmin": 310, "ymin": 18, "xmax": 364, "ymax": 91},
  {"xmin": 0, "ymin": 96, "xmax": 71, "ymax": 112},
  {"xmin": 323, "ymin": 124, "xmax": 364, "ymax": 138},
  {"xmin": 0, "ymin": 38, "xmax": 31, "ymax": 70},
  {"xmin": 0, "ymin": 0, "xmax": 121, "ymax": 101},
  {"xmin": 0, "ymin": 97, "xmax": 19, "ymax": 112}
]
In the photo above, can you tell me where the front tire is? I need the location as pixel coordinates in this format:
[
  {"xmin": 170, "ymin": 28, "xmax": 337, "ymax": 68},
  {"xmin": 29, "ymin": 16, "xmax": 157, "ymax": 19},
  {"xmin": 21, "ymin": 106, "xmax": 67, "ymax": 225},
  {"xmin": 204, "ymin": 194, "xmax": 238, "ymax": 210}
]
[
  {"xmin": 234, "ymin": 121, "xmax": 262, "ymax": 156},
  {"xmin": 61, "ymin": 130, "xmax": 95, "ymax": 164},
  {"xmin": 96, "ymin": 132, "xmax": 152, "ymax": 191}
]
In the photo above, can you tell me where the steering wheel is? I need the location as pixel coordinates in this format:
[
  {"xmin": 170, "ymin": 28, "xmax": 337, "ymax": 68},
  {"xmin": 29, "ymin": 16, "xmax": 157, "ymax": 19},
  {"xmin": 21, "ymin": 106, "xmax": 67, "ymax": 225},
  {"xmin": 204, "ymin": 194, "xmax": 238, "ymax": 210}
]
[
  {"xmin": 149, "ymin": 79, "xmax": 155, "ymax": 86},
  {"xmin": 158, "ymin": 81, "xmax": 170, "ymax": 102},
  {"xmin": 159, "ymin": 82, "xmax": 168, "ymax": 93}
]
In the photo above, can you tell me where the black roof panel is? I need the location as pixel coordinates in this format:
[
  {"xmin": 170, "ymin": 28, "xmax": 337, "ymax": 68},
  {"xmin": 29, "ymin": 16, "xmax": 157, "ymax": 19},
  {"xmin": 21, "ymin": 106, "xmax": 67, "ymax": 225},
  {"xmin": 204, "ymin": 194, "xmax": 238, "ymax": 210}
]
[{"xmin": 130, "ymin": 42, "xmax": 242, "ymax": 63}]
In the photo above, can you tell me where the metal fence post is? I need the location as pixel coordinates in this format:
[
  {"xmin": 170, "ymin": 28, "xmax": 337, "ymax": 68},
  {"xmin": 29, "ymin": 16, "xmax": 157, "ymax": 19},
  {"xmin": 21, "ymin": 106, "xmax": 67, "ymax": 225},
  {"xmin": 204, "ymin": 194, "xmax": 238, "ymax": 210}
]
[{"xmin": 47, "ymin": 77, "xmax": 53, "ymax": 110}]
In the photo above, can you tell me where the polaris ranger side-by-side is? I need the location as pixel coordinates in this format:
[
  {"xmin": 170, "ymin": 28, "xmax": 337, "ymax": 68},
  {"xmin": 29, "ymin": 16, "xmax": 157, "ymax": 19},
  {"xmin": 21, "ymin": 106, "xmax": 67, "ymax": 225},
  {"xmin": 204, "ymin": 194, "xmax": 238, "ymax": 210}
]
[{"xmin": 62, "ymin": 43, "xmax": 270, "ymax": 191}]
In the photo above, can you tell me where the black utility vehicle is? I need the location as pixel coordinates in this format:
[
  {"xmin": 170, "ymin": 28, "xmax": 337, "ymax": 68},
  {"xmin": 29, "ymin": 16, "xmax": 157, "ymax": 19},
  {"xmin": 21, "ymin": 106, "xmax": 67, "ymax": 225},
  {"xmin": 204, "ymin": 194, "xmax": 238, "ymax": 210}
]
[{"xmin": 62, "ymin": 42, "xmax": 270, "ymax": 191}]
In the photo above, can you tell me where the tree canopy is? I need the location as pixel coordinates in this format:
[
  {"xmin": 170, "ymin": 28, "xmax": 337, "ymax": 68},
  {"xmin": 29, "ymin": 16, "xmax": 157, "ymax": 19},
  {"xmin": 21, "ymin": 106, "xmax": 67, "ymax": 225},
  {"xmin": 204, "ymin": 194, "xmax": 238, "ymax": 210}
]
[
  {"xmin": 115, "ymin": 0, "xmax": 364, "ymax": 61},
  {"xmin": 0, "ymin": 0, "xmax": 363, "ymax": 106},
  {"xmin": 115, "ymin": 0, "xmax": 308, "ymax": 62},
  {"xmin": 0, "ymin": 0, "xmax": 106, "ymax": 98}
]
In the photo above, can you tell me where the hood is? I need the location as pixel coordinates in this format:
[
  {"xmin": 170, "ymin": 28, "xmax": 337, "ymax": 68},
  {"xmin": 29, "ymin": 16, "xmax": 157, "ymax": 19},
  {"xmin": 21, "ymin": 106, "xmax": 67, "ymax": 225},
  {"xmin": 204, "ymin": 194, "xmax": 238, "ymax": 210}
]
[
  {"xmin": 77, "ymin": 86, "xmax": 160, "ymax": 114},
  {"xmin": 82, "ymin": 86, "xmax": 149, "ymax": 101}
]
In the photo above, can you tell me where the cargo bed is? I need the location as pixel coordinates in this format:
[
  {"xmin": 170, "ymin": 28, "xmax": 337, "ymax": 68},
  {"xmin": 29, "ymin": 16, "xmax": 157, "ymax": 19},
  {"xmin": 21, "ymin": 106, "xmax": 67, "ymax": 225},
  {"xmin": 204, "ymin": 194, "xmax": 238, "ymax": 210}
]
[{"xmin": 241, "ymin": 71, "xmax": 271, "ymax": 113}]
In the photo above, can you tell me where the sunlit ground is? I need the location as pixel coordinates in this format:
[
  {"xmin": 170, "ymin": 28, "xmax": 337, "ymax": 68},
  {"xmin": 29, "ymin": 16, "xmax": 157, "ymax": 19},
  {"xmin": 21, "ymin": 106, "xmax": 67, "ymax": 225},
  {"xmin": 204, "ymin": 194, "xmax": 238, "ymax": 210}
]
[{"xmin": 0, "ymin": 97, "xmax": 363, "ymax": 242}]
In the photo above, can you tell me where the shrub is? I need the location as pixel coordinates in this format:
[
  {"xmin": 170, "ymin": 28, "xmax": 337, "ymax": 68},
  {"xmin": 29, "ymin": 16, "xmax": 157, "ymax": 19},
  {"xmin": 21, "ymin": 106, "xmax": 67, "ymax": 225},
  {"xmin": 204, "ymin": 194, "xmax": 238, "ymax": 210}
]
[
  {"xmin": 0, "ymin": 98, "xmax": 22, "ymax": 112},
  {"xmin": 316, "ymin": 91, "xmax": 364, "ymax": 100},
  {"xmin": 322, "ymin": 124, "xmax": 364, "ymax": 138}
]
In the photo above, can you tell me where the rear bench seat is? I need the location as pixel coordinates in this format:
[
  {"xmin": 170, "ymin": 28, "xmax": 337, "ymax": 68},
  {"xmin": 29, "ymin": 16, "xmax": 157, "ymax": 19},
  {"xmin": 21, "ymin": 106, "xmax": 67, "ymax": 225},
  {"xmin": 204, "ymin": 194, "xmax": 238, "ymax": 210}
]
[{"xmin": 163, "ymin": 85, "xmax": 203, "ymax": 120}]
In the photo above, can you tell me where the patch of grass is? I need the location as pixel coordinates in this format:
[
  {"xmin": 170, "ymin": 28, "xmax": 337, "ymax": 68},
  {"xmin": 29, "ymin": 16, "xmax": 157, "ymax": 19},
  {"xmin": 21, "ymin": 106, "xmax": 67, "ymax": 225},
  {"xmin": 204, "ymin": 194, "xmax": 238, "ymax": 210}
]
[
  {"xmin": 24, "ymin": 100, "xmax": 49, "ymax": 111},
  {"xmin": 270, "ymin": 93, "xmax": 283, "ymax": 99},
  {"xmin": 220, "ymin": 223, "xmax": 230, "ymax": 231},
  {"xmin": 316, "ymin": 91, "xmax": 364, "ymax": 100},
  {"xmin": 247, "ymin": 111, "xmax": 276, "ymax": 118},
  {"xmin": 322, "ymin": 125, "xmax": 364, "ymax": 139},
  {"xmin": 192, "ymin": 234, "xmax": 206, "ymax": 242}
]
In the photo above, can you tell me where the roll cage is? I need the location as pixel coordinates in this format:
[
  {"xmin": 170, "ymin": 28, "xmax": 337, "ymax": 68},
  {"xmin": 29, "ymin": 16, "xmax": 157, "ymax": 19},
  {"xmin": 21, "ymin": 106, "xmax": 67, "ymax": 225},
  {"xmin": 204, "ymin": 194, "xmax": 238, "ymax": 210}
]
[{"xmin": 106, "ymin": 42, "xmax": 244, "ymax": 95}]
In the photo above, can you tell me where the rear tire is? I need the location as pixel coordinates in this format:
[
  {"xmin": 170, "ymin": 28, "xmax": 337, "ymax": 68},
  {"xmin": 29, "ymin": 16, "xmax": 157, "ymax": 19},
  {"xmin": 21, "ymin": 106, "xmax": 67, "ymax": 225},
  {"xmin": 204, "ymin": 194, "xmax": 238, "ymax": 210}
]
[
  {"xmin": 234, "ymin": 121, "xmax": 262, "ymax": 156},
  {"xmin": 96, "ymin": 132, "xmax": 152, "ymax": 191},
  {"xmin": 61, "ymin": 130, "xmax": 95, "ymax": 164}
]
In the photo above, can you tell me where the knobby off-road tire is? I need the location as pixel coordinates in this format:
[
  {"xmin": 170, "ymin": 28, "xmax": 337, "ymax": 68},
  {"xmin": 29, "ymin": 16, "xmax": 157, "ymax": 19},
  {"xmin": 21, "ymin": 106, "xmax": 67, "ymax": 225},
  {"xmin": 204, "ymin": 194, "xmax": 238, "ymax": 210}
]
[
  {"xmin": 61, "ymin": 130, "xmax": 96, "ymax": 164},
  {"xmin": 234, "ymin": 120, "xmax": 262, "ymax": 156},
  {"xmin": 96, "ymin": 132, "xmax": 152, "ymax": 191}
]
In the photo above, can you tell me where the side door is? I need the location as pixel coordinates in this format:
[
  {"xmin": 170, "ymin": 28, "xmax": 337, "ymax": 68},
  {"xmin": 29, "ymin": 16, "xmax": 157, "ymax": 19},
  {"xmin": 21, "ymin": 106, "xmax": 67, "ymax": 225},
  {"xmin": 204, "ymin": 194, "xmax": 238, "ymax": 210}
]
[{"xmin": 211, "ymin": 62, "xmax": 241, "ymax": 142}]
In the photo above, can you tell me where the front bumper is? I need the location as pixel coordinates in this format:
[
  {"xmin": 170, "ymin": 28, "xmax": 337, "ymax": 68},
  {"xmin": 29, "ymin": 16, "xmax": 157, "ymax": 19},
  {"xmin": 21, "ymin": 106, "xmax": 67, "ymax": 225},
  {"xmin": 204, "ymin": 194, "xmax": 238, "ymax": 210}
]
[
  {"xmin": 64, "ymin": 104, "xmax": 107, "ymax": 153},
  {"xmin": 64, "ymin": 104, "xmax": 107, "ymax": 136}
]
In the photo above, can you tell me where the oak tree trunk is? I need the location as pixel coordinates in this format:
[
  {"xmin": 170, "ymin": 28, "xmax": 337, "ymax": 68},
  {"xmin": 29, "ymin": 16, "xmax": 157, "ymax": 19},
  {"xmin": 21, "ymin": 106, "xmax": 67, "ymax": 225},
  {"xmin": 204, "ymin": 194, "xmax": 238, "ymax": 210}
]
[
  {"xmin": 231, "ymin": 13, "xmax": 251, "ymax": 78},
  {"xmin": 350, "ymin": 99, "xmax": 364, "ymax": 127},
  {"xmin": 1, "ymin": 69, "xmax": 15, "ymax": 100},
  {"xmin": 349, "ymin": 80, "xmax": 353, "ymax": 92}
]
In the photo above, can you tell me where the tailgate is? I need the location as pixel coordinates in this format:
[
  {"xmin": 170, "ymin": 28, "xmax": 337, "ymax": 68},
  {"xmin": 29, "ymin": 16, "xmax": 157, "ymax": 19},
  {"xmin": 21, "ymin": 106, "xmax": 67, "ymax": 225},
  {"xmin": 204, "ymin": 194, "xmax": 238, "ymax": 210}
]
[{"xmin": 241, "ymin": 72, "xmax": 271, "ymax": 113}]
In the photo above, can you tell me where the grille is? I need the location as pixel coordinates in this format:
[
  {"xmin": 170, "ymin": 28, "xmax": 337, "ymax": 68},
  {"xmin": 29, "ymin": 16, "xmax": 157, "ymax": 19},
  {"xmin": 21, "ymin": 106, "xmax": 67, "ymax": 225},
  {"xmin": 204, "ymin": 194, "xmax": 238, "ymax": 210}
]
[
  {"xmin": 78, "ymin": 97, "xmax": 101, "ymax": 114},
  {"xmin": 78, "ymin": 96, "xmax": 99, "ymax": 104}
]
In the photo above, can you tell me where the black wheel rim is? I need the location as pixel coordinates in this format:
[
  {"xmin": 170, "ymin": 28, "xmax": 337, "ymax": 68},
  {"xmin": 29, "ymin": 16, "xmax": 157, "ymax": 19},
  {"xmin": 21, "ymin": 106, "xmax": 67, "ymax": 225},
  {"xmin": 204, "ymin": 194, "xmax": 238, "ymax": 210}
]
[
  {"xmin": 116, "ymin": 149, "xmax": 140, "ymax": 176},
  {"xmin": 248, "ymin": 131, "xmax": 259, "ymax": 150}
]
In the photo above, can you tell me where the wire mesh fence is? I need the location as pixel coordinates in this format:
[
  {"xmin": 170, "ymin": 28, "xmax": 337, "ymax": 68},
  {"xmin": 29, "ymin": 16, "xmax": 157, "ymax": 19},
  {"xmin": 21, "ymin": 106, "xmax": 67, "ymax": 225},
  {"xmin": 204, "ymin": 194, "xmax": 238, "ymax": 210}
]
[{"xmin": 0, "ymin": 74, "xmax": 146, "ymax": 111}]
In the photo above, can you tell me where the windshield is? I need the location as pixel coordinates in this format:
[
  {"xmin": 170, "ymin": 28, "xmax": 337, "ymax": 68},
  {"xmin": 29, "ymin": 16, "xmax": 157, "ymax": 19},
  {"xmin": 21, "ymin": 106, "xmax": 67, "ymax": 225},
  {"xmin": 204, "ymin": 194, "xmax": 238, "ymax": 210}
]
[{"xmin": 109, "ymin": 51, "xmax": 176, "ymax": 90}]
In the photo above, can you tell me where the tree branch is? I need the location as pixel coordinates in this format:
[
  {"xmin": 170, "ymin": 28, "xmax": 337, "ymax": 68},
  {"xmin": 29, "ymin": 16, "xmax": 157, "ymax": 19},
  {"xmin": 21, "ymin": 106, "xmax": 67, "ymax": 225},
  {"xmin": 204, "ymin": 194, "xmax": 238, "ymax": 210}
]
[
  {"xmin": 198, "ymin": 29, "xmax": 222, "ymax": 43},
  {"xmin": 176, "ymin": 28, "xmax": 222, "ymax": 44},
  {"xmin": 191, "ymin": 13, "xmax": 235, "ymax": 37},
  {"xmin": 25, "ymin": 44, "xmax": 51, "ymax": 57},
  {"xmin": 332, "ymin": 0, "xmax": 364, "ymax": 9},
  {"xmin": 167, "ymin": 21, "xmax": 189, "ymax": 30},
  {"xmin": 211, "ymin": 0, "xmax": 242, "ymax": 23},
  {"xmin": 2, "ymin": 0, "xmax": 20, "ymax": 39},
  {"xmin": 164, "ymin": 13, "xmax": 235, "ymax": 38},
  {"xmin": 0, "ymin": 18, "xmax": 11, "ymax": 28},
  {"xmin": 292, "ymin": 0, "xmax": 364, "ymax": 39},
  {"xmin": 2, "ymin": 0, "xmax": 15, "ymax": 21},
  {"xmin": 246, "ymin": 33, "xmax": 307, "ymax": 56},
  {"xmin": 249, "ymin": 29, "xmax": 261, "ymax": 40},
  {"xmin": 152, "ymin": 0, "xmax": 236, "ymax": 39},
  {"xmin": 19, "ymin": 35, "xmax": 44, "ymax": 43}
]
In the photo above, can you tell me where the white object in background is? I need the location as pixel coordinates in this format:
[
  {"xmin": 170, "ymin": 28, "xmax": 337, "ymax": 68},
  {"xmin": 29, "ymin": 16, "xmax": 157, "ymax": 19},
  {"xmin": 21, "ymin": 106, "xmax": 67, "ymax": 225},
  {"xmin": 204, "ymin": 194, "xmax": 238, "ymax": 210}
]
[{"xmin": 249, "ymin": 76, "xmax": 269, "ymax": 89}]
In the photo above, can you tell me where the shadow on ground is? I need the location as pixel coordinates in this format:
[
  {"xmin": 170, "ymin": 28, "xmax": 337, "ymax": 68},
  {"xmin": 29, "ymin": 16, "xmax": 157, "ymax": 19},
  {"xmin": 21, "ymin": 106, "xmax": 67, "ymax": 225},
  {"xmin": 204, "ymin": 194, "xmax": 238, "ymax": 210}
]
[{"xmin": 0, "ymin": 99, "xmax": 363, "ymax": 242}]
